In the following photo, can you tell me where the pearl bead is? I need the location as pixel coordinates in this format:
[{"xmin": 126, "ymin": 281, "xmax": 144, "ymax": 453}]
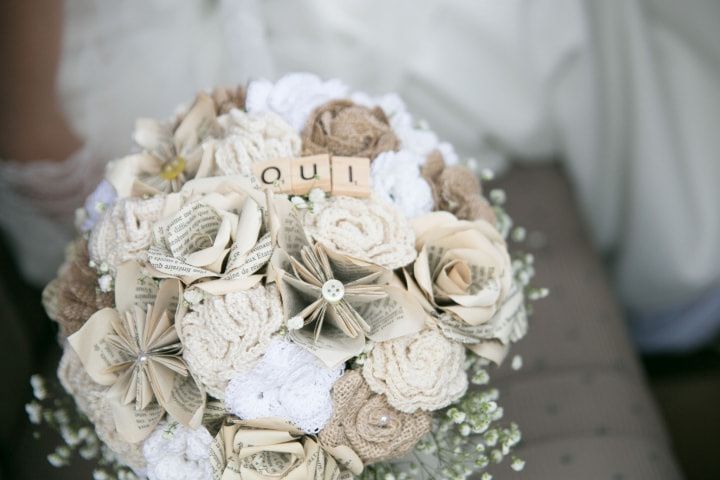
[{"xmin": 321, "ymin": 279, "xmax": 345, "ymax": 303}]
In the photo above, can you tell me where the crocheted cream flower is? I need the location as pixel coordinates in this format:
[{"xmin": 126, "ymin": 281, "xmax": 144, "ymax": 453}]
[
  {"xmin": 143, "ymin": 422, "xmax": 213, "ymax": 480},
  {"xmin": 301, "ymin": 100, "xmax": 399, "ymax": 159},
  {"xmin": 205, "ymin": 109, "xmax": 301, "ymax": 177},
  {"xmin": 412, "ymin": 211, "xmax": 513, "ymax": 326},
  {"xmin": 303, "ymin": 195, "xmax": 417, "ymax": 270},
  {"xmin": 371, "ymin": 150, "xmax": 434, "ymax": 219},
  {"xmin": 178, "ymin": 284, "xmax": 283, "ymax": 399},
  {"xmin": 224, "ymin": 339, "xmax": 343, "ymax": 433},
  {"xmin": 320, "ymin": 370, "xmax": 432, "ymax": 464},
  {"xmin": 211, "ymin": 417, "xmax": 363, "ymax": 480},
  {"xmin": 57, "ymin": 348, "xmax": 146, "ymax": 471},
  {"xmin": 88, "ymin": 195, "xmax": 166, "ymax": 274},
  {"xmin": 245, "ymin": 73, "xmax": 350, "ymax": 131},
  {"xmin": 362, "ymin": 329, "xmax": 468, "ymax": 413}
]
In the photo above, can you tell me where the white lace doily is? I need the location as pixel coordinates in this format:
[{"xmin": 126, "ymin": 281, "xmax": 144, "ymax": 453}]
[{"xmin": 143, "ymin": 422, "xmax": 213, "ymax": 480}]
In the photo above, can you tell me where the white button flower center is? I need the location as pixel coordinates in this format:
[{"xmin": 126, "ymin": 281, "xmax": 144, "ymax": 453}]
[{"xmin": 321, "ymin": 279, "xmax": 345, "ymax": 304}]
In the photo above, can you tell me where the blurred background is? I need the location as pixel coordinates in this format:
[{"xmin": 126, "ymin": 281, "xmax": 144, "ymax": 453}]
[{"xmin": 1, "ymin": 0, "xmax": 719, "ymax": 479}]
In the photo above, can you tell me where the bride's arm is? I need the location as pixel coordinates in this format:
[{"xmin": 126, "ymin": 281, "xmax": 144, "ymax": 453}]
[{"xmin": 0, "ymin": 0, "xmax": 81, "ymax": 162}]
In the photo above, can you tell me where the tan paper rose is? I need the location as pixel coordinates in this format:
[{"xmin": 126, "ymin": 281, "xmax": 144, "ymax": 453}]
[
  {"xmin": 210, "ymin": 417, "xmax": 363, "ymax": 480},
  {"xmin": 301, "ymin": 100, "xmax": 399, "ymax": 159},
  {"xmin": 411, "ymin": 211, "xmax": 513, "ymax": 327},
  {"xmin": 303, "ymin": 195, "xmax": 417, "ymax": 270},
  {"xmin": 147, "ymin": 175, "xmax": 272, "ymax": 293},
  {"xmin": 43, "ymin": 239, "xmax": 113, "ymax": 338},
  {"xmin": 362, "ymin": 328, "xmax": 468, "ymax": 413},
  {"xmin": 178, "ymin": 284, "xmax": 284, "ymax": 399},
  {"xmin": 421, "ymin": 150, "xmax": 496, "ymax": 224},
  {"xmin": 320, "ymin": 370, "xmax": 431, "ymax": 464}
]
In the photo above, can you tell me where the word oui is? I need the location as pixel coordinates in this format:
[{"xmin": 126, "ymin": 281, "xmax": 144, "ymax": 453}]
[{"xmin": 252, "ymin": 154, "xmax": 370, "ymax": 197}]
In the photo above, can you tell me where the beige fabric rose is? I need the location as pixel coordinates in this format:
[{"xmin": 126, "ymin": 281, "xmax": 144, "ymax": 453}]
[
  {"xmin": 210, "ymin": 417, "xmax": 363, "ymax": 479},
  {"xmin": 209, "ymin": 84, "xmax": 246, "ymax": 115},
  {"xmin": 303, "ymin": 195, "xmax": 417, "ymax": 270},
  {"xmin": 147, "ymin": 175, "xmax": 272, "ymax": 293},
  {"xmin": 362, "ymin": 328, "xmax": 468, "ymax": 413},
  {"xmin": 88, "ymin": 195, "xmax": 166, "ymax": 274},
  {"xmin": 301, "ymin": 100, "xmax": 399, "ymax": 159},
  {"xmin": 320, "ymin": 370, "xmax": 431, "ymax": 464},
  {"xmin": 178, "ymin": 284, "xmax": 284, "ymax": 399},
  {"xmin": 57, "ymin": 347, "xmax": 146, "ymax": 470},
  {"xmin": 411, "ymin": 211, "xmax": 513, "ymax": 326},
  {"xmin": 422, "ymin": 150, "xmax": 496, "ymax": 224},
  {"xmin": 43, "ymin": 239, "xmax": 113, "ymax": 338}
]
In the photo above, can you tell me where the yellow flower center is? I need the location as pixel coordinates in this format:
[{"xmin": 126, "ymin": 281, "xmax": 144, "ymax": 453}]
[{"xmin": 160, "ymin": 156, "xmax": 186, "ymax": 180}]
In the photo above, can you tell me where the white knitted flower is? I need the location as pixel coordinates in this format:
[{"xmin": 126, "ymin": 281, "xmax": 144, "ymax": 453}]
[
  {"xmin": 88, "ymin": 195, "xmax": 165, "ymax": 274},
  {"xmin": 362, "ymin": 329, "xmax": 468, "ymax": 413},
  {"xmin": 209, "ymin": 110, "xmax": 301, "ymax": 177},
  {"xmin": 371, "ymin": 150, "xmax": 434, "ymax": 219},
  {"xmin": 246, "ymin": 73, "xmax": 350, "ymax": 131},
  {"xmin": 178, "ymin": 284, "xmax": 283, "ymax": 399},
  {"xmin": 143, "ymin": 422, "xmax": 213, "ymax": 480},
  {"xmin": 303, "ymin": 195, "xmax": 417, "ymax": 270},
  {"xmin": 224, "ymin": 339, "xmax": 344, "ymax": 434}
]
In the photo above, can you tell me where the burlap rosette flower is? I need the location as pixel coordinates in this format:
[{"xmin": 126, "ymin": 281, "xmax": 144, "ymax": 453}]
[
  {"xmin": 301, "ymin": 100, "xmax": 399, "ymax": 160},
  {"xmin": 209, "ymin": 84, "xmax": 246, "ymax": 115},
  {"xmin": 68, "ymin": 262, "xmax": 205, "ymax": 443},
  {"xmin": 88, "ymin": 195, "xmax": 166, "ymax": 274},
  {"xmin": 107, "ymin": 92, "xmax": 218, "ymax": 196},
  {"xmin": 303, "ymin": 195, "xmax": 417, "ymax": 270},
  {"xmin": 362, "ymin": 328, "xmax": 468, "ymax": 413},
  {"xmin": 178, "ymin": 284, "xmax": 284, "ymax": 399},
  {"xmin": 211, "ymin": 417, "xmax": 363, "ymax": 480},
  {"xmin": 147, "ymin": 176, "xmax": 271, "ymax": 293},
  {"xmin": 43, "ymin": 239, "xmax": 113, "ymax": 338},
  {"xmin": 320, "ymin": 370, "xmax": 431, "ymax": 464}
]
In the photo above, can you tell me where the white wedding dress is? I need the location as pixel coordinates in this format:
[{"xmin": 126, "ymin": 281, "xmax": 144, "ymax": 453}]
[{"xmin": 2, "ymin": 0, "xmax": 719, "ymax": 351}]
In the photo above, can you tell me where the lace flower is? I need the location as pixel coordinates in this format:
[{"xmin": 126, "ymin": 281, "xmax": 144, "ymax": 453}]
[
  {"xmin": 371, "ymin": 150, "xmax": 434, "ymax": 219},
  {"xmin": 88, "ymin": 195, "xmax": 165, "ymax": 274},
  {"xmin": 362, "ymin": 328, "xmax": 468, "ymax": 413},
  {"xmin": 245, "ymin": 73, "xmax": 350, "ymax": 131},
  {"xmin": 224, "ymin": 339, "xmax": 343, "ymax": 434},
  {"xmin": 143, "ymin": 422, "xmax": 213, "ymax": 480},
  {"xmin": 320, "ymin": 370, "xmax": 432, "ymax": 464},
  {"xmin": 303, "ymin": 195, "xmax": 416, "ymax": 270},
  {"xmin": 301, "ymin": 100, "xmax": 399, "ymax": 159},
  {"xmin": 178, "ymin": 284, "xmax": 284, "ymax": 399}
]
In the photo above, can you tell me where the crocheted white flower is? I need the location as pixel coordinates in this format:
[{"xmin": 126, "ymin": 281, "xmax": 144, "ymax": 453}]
[
  {"xmin": 362, "ymin": 329, "xmax": 468, "ymax": 413},
  {"xmin": 88, "ymin": 195, "xmax": 165, "ymax": 273},
  {"xmin": 224, "ymin": 339, "xmax": 343, "ymax": 434},
  {"xmin": 303, "ymin": 195, "xmax": 417, "ymax": 270},
  {"xmin": 371, "ymin": 150, "xmax": 434, "ymax": 219},
  {"xmin": 178, "ymin": 284, "xmax": 284, "ymax": 399},
  {"xmin": 246, "ymin": 73, "xmax": 350, "ymax": 131},
  {"xmin": 208, "ymin": 110, "xmax": 301, "ymax": 177},
  {"xmin": 143, "ymin": 422, "xmax": 213, "ymax": 480}
]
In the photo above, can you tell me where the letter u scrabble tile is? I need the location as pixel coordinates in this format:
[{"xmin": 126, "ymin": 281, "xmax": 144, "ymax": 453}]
[
  {"xmin": 331, "ymin": 156, "xmax": 371, "ymax": 197},
  {"xmin": 290, "ymin": 154, "xmax": 332, "ymax": 195}
]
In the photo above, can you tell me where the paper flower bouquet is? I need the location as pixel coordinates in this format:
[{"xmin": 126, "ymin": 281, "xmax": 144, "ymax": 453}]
[{"xmin": 30, "ymin": 73, "xmax": 543, "ymax": 480}]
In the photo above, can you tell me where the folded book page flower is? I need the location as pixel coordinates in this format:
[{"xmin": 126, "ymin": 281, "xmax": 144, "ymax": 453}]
[
  {"xmin": 43, "ymin": 239, "xmax": 114, "ymax": 338},
  {"xmin": 224, "ymin": 339, "xmax": 343, "ymax": 434},
  {"xmin": 409, "ymin": 211, "xmax": 526, "ymax": 364},
  {"xmin": 143, "ymin": 421, "xmax": 213, "ymax": 480},
  {"xmin": 68, "ymin": 261, "xmax": 205, "ymax": 443},
  {"xmin": 271, "ymin": 199, "xmax": 425, "ymax": 367},
  {"xmin": 301, "ymin": 99, "xmax": 399, "ymax": 159},
  {"xmin": 106, "ymin": 92, "xmax": 217, "ymax": 197},
  {"xmin": 319, "ymin": 370, "xmax": 431, "ymax": 464},
  {"xmin": 178, "ymin": 284, "xmax": 284, "ymax": 399},
  {"xmin": 147, "ymin": 175, "xmax": 272, "ymax": 294},
  {"xmin": 89, "ymin": 195, "xmax": 166, "ymax": 274},
  {"xmin": 362, "ymin": 328, "xmax": 468, "ymax": 413},
  {"xmin": 370, "ymin": 150, "xmax": 434, "ymax": 219},
  {"xmin": 210, "ymin": 417, "xmax": 363, "ymax": 480},
  {"xmin": 303, "ymin": 195, "xmax": 417, "ymax": 270},
  {"xmin": 58, "ymin": 347, "xmax": 146, "ymax": 471}
]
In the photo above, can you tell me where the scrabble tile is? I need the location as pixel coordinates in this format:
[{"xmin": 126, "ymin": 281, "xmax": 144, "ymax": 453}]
[
  {"xmin": 330, "ymin": 156, "xmax": 371, "ymax": 197},
  {"xmin": 253, "ymin": 157, "xmax": 293, "ymax": 193},
  {"xmin": 290, "ymin": 154, "xmax": 332, "ymax": 195}
]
